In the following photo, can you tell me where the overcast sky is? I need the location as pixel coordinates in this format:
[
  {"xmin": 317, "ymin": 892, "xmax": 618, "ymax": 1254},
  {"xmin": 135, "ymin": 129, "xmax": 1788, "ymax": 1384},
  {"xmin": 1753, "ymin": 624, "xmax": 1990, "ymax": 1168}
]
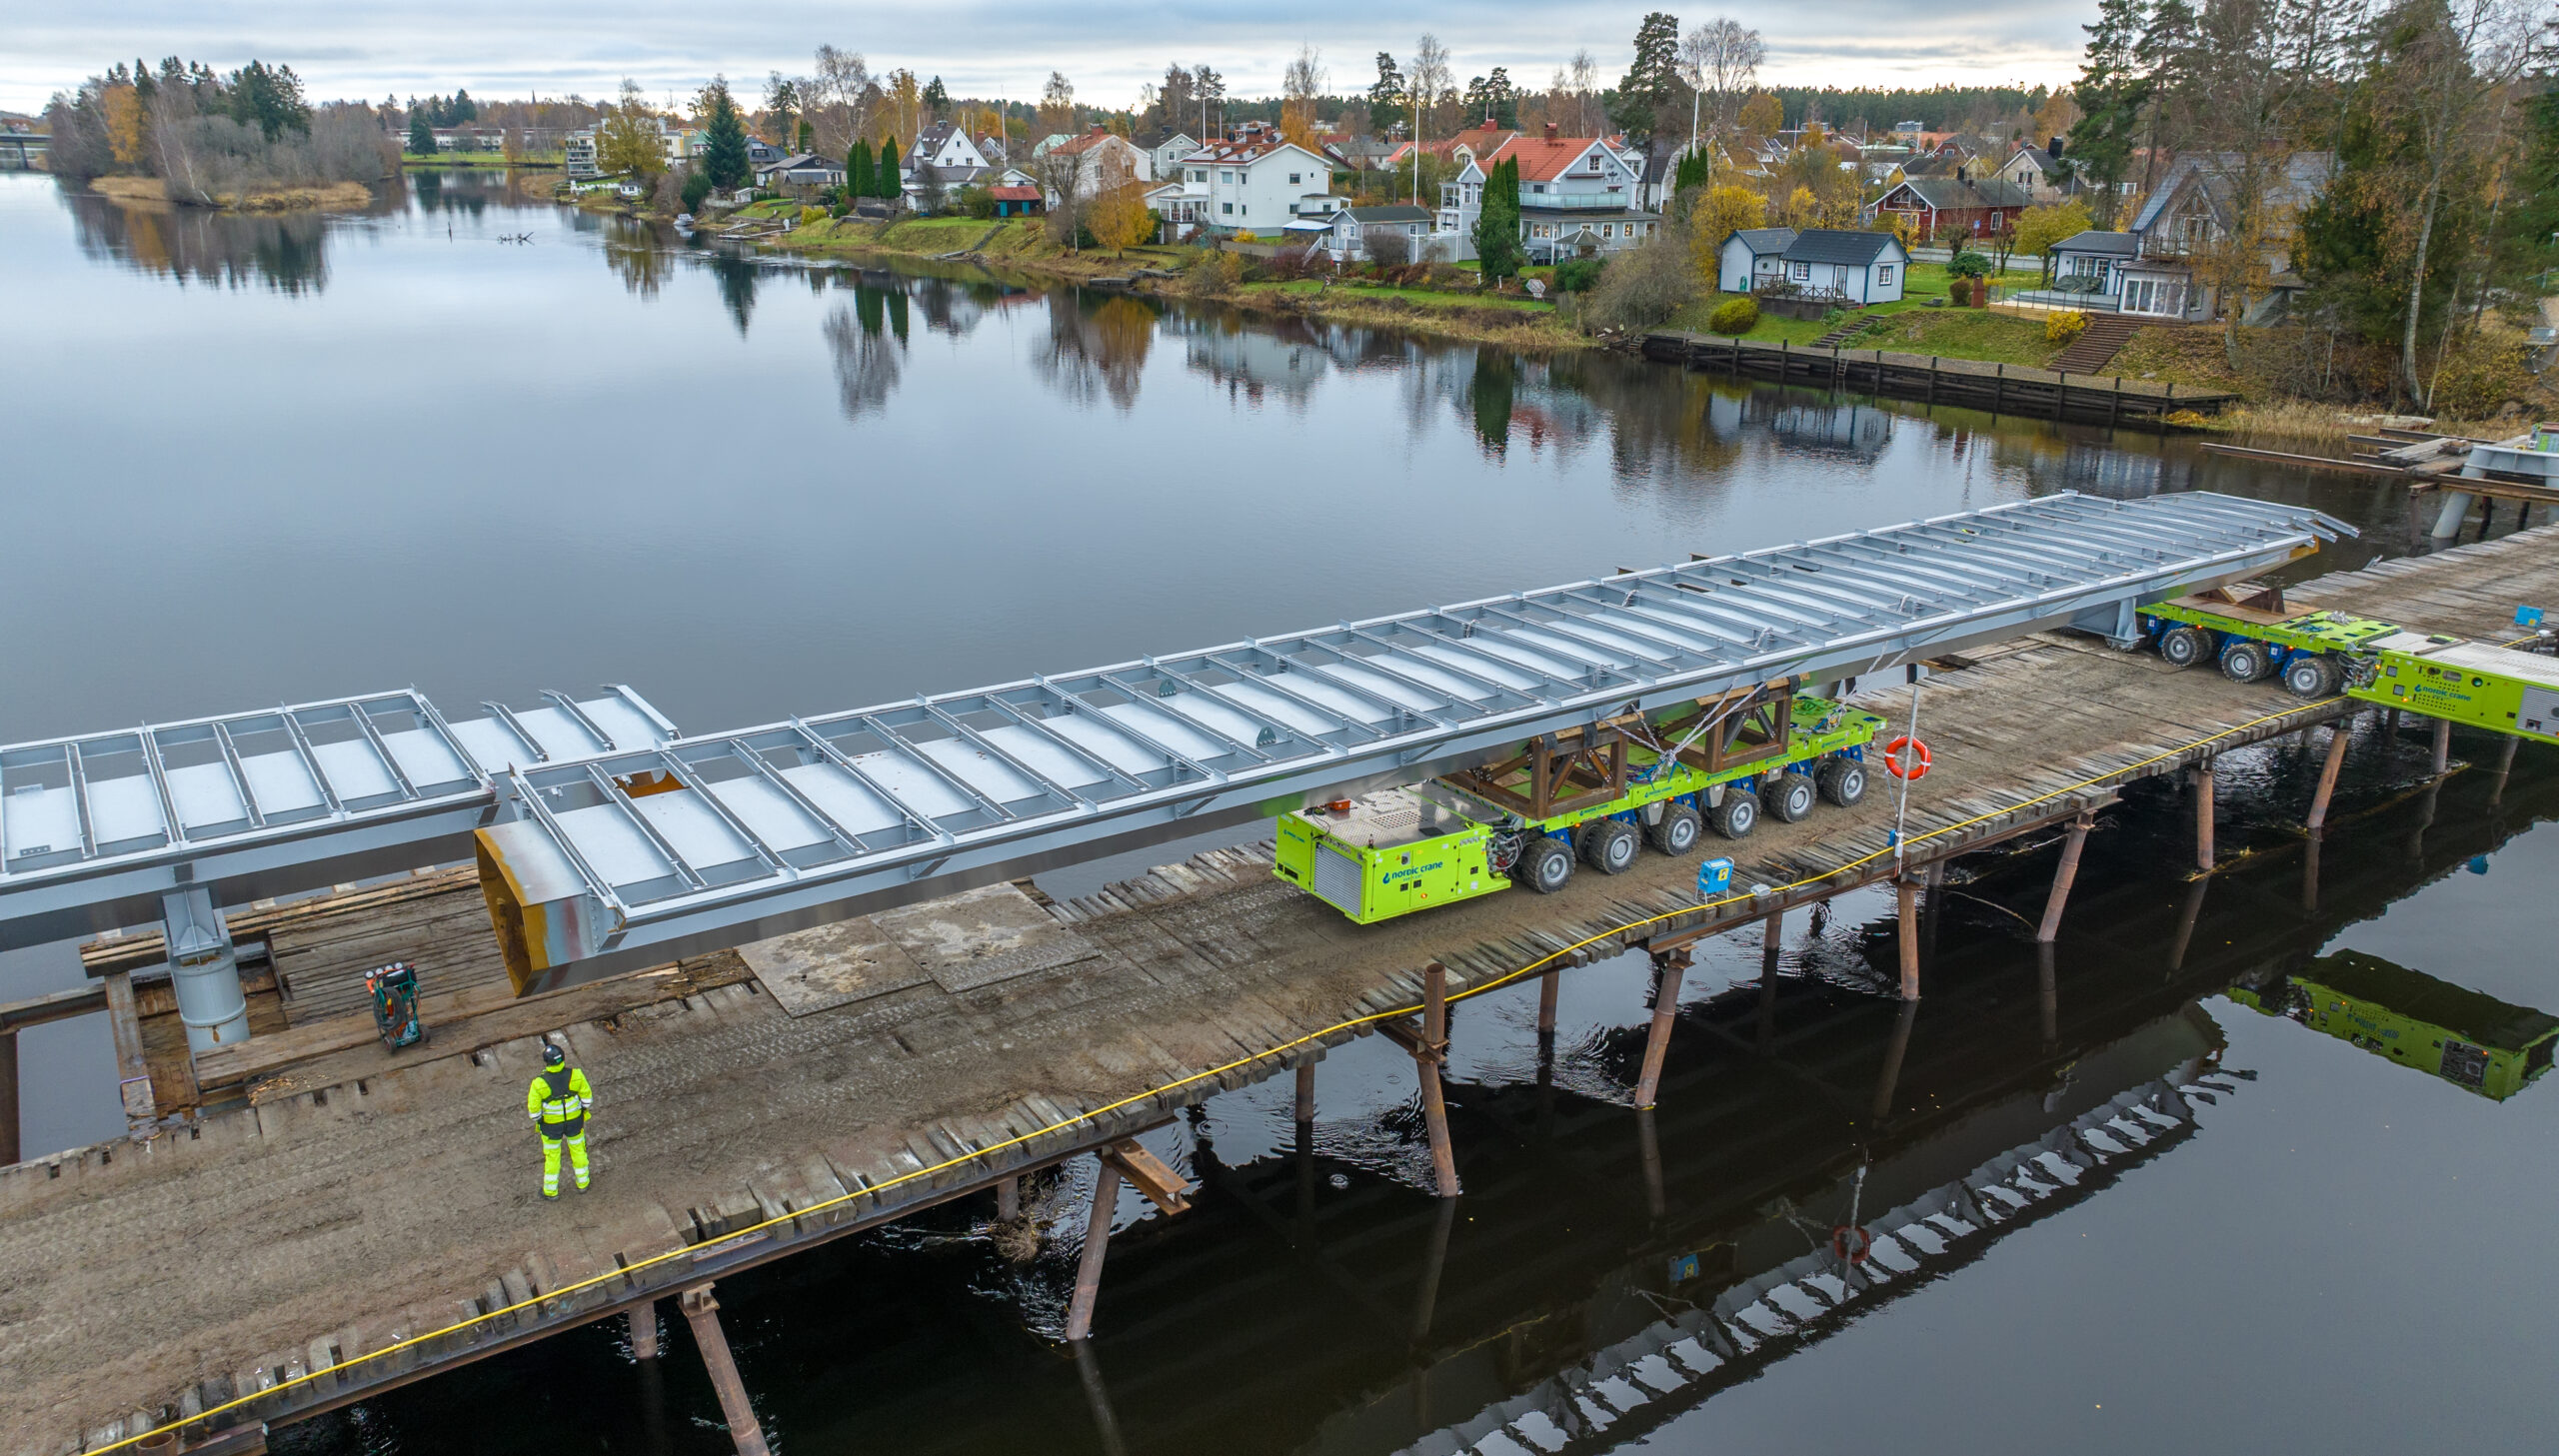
[{"xmin": 5, "ymin": 2, "xmax": 2088, "ymax": 115}]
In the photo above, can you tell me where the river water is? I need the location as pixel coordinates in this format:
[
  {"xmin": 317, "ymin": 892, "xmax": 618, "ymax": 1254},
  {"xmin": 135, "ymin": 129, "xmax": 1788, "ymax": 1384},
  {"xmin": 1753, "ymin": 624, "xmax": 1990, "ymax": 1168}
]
[{"xmin": 4, "ymin": 171, "xmax": 2553, "ymax": 1453}]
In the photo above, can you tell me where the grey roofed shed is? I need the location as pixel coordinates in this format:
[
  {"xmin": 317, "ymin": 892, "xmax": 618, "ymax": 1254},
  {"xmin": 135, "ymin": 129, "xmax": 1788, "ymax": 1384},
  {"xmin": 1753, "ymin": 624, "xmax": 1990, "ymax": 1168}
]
[{"xmin": 1729, "ymin": 227, "xmax": 1798, "ymax": 254}]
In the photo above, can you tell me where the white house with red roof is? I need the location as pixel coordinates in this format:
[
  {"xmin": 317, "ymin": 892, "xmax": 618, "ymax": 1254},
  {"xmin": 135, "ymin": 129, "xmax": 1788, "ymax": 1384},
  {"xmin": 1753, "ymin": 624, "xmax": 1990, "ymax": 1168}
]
[
  {"xmin": 1163, "ymin": 123, "xmax": 1336, "ymax": 236},
  {"xmin": 1435, "ymin": 124, "xmax": 1662, "ymax": 264}
]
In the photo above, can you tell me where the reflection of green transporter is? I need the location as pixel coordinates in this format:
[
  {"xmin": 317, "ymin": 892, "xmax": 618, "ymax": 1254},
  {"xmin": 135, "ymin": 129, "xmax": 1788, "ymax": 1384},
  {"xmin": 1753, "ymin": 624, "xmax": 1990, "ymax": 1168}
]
[
  {"xmin": 2233, "ymin": 949, "xmax": 2559, "ymax": 1100},
  {"xmin": 1275, "ymin": 690, "xmax": 1883, "ymax": 924}
]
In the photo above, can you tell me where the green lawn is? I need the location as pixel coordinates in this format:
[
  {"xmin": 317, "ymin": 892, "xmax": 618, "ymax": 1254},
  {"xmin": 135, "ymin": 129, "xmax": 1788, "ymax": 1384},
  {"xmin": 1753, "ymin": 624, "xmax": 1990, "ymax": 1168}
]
[{"xmin": 1663, "ymin": 260, "xmax": 2058, "ymax": 364}]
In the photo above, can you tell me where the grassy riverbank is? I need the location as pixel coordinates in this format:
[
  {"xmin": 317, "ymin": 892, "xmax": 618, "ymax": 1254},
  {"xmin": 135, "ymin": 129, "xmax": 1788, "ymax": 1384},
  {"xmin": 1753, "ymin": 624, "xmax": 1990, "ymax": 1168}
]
[
  {"xmin": 749, "ymin": 213, "xmax": 1589, "ymax": 350},
  {"xmin": 90, "ymin": 175, "xmax": 375, "ymax": 212}
]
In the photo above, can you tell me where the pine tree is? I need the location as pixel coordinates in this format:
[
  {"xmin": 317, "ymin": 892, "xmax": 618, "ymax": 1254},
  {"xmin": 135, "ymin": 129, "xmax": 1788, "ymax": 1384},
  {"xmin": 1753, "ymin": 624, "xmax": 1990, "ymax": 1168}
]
[
  {"xmin": 848, "ymin": 139, "xmax": 875, "ymax": 198},
  {"xmin": 1474, "ymin": 157, "xmax": 1525, "ymax": 282},
  {"xmin": 407, "ymin": 113, "xmax": 435, "ymax": 157},
  {"xmin": 924, "ymin": 76, "xmax": 950, "ymax": 111},
  {"xmin": 877, "ymin": 137, "xmax": 902, "ymax": 200},
  {"xmin": 1611, "ymin": 13, "xmax": 1682, "ymax": 143},
  {"xmin": 700, "ymin": 79, "xmax": 750, "ymax": 189}
]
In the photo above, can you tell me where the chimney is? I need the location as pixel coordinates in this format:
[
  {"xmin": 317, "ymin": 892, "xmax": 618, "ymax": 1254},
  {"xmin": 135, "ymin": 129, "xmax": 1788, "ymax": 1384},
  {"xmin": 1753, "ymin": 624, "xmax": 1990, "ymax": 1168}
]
[
  {"xmin": 1543, "ymin": 121, "xmax": 1557, "ymax": 141},
  {"xmin": 2048, "ymin": 135, "xmax": 2065, "ymax": 159},
  {"xmin": 1956, "ymin": 164, "xmax": 1967, "ymax": 183}
]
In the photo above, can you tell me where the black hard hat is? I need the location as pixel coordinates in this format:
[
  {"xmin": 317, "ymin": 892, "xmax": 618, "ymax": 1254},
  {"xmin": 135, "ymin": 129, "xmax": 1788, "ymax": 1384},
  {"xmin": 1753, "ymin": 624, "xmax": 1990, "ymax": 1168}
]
[{"xmin": 542, "ymin": 1041, "xmax": 567, "ymax": 1069}]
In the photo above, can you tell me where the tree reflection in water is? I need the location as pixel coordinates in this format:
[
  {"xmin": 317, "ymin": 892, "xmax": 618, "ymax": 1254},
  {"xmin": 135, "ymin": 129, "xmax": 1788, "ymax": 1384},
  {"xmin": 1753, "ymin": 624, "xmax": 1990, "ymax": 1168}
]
[
  {"xmin": 1032, "ymin": 293, "xmax": 1157, "ymax": 411},
  {"xmin": 69, "ymin": 190, "xmax": 337, "ymax": 295},
  {"xmin": 824, "ymin": 281, "xmax": 908, "ymax": 421}
]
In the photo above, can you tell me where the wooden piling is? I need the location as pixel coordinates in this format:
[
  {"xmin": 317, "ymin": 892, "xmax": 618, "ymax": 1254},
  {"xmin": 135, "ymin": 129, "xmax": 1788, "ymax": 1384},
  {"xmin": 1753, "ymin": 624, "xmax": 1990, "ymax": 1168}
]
[
  {"xmin": 1871, "ymin": 1000, "xmax": 1918, "ymax": 1122},
  {"xmin": 2192, "ymin": 759, "xmax": 2217, "ymax": 870},
  {"xmin": 1535, "ymin": 968, "xmax": 1558, "ymax": 1037},
  {"xmin": 2306, "ymin": 718, "xmax": 2353, "ymax": 831},
  {"xmin": 1073, "ymin": 1341, "xmax": 1132, "ymax": 1456},
  {"xmin": 1633, "ymin": 950, "xmax": 1687, "ymax": 1109},
  {"xmin": 678, "ymin": 1286, "xmax": 771, "ymax": 1456},
  {"xmin": 2167, "ymin": 875, "xmax": 2210, "ymax": 973},
  {"xmin": 629, "ymin": 1301, "xmax": 660, "ymax": 1360},
  {"xmin": 997, "ymin": 1175, "xmax": 1021, "ymax": 1222},
  {"xmin": 1066, "ymin": 1156, "xmax": 1123, "ymax": 1340},
  {"xmin": 1894, "ymin": 876, "xmax": 1921, "ymax": 1000},
  {"xmin": 2035, "ymin": 811, "xmax": 2095, "ymax": 943},
  {"xmin": 1637, "ymin": 1107, "xmax": 1665, "ymax": 1221},
  {"xmin": 2432, "ymin": 716, "xmax": 2453, "ymax": 775},
  {"xmin": 1991, "ymin": 362, "xmax": 2003, "ymax": 413},
  {"xmin": 2492, "ymin": 731, "xmax": 2520, "ymax": 805},
  {"xmin": 1757, "ymin": 911, "xmax": 1782, "ymax": 1049},
  {"xmin": 1293, "ymin": 1059, "xmax": 1315, "ymax": 1123},
  {"xmin": 2035, "ymin": 941, "xmax": 2058, "ymax": 1048},
  {"xmin": 1414, "ymin": 960, "xmax": 1460, "ymax": 1198},
  {"xmin": 2301, "ymin": 830, "xmax": 2322, "ymax": 915}
]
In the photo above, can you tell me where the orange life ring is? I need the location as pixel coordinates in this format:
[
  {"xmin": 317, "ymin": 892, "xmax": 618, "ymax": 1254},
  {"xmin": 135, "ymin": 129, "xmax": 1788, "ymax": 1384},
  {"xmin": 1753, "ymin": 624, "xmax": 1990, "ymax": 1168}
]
[
  {"xmin": 1882, "ymin": 735, "xmax": 1932, "ymax": 779},
  {"xmin": 1831, "ymin": 1224, "xmax": 1872, "ymax": 1263}
]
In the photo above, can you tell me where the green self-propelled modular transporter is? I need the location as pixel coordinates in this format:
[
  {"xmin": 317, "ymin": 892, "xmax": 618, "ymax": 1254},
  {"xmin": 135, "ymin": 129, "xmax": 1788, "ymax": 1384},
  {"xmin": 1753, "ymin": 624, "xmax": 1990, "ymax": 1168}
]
[
  {"xmin": 1276, "ymin": 687, "xmax": 1885, "ymax": 924},
  {"xmin": 2137, "ymin": 586, "xmax": 2559, "ymax": 744}
]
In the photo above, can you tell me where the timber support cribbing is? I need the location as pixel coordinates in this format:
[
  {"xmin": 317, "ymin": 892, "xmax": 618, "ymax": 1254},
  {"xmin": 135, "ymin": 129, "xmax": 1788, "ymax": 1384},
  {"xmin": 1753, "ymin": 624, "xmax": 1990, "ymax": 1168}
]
[{"xmin": 1640, "ymin": 331, "xmax": 2237, "ymax": 423}]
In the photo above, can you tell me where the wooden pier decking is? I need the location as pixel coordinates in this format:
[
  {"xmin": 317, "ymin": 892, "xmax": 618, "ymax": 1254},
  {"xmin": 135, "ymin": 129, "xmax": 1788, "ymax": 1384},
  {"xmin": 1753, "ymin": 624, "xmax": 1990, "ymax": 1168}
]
[
  {"xmin": 3, "ymin": 526, "xmax": 2554, "ymax": 1454},
  {"xmin": 1642, "ymin": 330, "xmax": 2240, "ymax": 422}
]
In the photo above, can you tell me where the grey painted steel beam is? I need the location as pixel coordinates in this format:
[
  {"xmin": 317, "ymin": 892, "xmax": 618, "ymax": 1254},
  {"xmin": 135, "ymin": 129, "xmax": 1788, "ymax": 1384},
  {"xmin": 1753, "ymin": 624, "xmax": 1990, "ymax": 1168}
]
[
  {"xmin": 476, "ymin": 492, "xmax": 2350, "ymax": 978},
  {"xmin": 0, "ymin": 688, "xmax": 680, "ymax": 950}
]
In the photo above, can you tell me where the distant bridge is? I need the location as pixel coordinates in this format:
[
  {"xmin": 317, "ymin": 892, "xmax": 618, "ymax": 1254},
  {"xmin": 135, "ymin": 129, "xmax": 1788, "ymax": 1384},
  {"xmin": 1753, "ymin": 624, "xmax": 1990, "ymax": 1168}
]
[{"xmin": 0, "ymin": 133, "xmax": 47, "ymax": 170}]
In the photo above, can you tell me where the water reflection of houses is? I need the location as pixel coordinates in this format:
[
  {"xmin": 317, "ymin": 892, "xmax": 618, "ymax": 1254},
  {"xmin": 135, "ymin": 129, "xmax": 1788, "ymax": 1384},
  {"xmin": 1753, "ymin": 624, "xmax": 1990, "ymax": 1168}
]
[
  {"xmin": 1755, "ymin": 394, "xmax": 1895, "ymax": 460},
  {"xmin": 1034, "ymin": 291, "xmax": 1159, "ymax": 412}
]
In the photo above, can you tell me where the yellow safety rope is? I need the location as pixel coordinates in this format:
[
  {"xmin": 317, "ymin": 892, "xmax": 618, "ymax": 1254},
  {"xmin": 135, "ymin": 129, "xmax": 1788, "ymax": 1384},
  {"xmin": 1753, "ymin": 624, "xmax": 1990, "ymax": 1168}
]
[{"xmin": 78, "ymin": 693, "xmax": 2380, "ymax": 1453}]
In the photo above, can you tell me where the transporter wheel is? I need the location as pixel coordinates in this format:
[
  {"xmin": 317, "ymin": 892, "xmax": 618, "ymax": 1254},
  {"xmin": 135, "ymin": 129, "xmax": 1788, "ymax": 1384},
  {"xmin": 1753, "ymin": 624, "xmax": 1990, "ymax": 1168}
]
[
  {"xmin": 1762, "ymin": 771, "xmax": 1818, "ymax": 823},
  {"xmin": 1818, "ymin": 758, "xmax": 1868, "ymax": 807},
  {"xmin": 1648, "ymin": 803, "xmax": 1702, "ymax": 856},
  {"xmin": 2283, "ymin": 654, "xmax": 2340, "ymax": 699},
  {"xmin": 2159, "ymin": 626, "xmax": 2211, "ymax": 669},
  {"xmin": 1712, "ymin": 791, "xmax": 1759, "ymax": 839},
  {"xmin": 1516, "ymin": 835, "xmax": 1574, "ymax": 893},
  {"xmin": 1581, "ymin": 818, "xmax": 1640, "ymax": 875},
  {"xmin": 2221, "ymin": 639, "xmax": 2271, "ymax": 683}
]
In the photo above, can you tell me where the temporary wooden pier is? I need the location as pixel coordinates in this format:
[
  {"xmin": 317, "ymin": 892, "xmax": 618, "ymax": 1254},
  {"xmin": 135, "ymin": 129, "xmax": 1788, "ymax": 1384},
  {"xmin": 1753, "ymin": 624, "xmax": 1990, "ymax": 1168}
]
[
  {"xmin": 3, "ymin": 526, "xmax": 2552, "ymax": 1456},
  {"xmin": 1641, "ymin": 331, "xmax": 2240, "ymax": 423}
]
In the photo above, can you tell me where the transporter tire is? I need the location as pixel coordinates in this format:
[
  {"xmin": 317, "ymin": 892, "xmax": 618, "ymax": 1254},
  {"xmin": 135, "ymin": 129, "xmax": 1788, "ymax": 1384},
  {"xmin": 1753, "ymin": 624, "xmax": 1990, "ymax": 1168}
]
[
  {"xmin": 1712, "ymin": 791, "xmax": 1759, "ymax": 839},
  {"xmin": 1516, "ymin": 835, "xmax": 1574, "ymax": 893},
  {"xmin": 1648, "ymin": 803, "xmax": 1702, "ymax": 856},
  {"xmin": 2283, "ymin": 654, "xmax": 2340, "ymax": 698},
  {"xmin": 1818, "ymin": 758, "xmax": 1868, "ymax": 806},
  {"xmin": 2159, "ymin": 626, "xmax": 2211, "ymax": 669},
  {"xmin": 1762, "ymin": 771, "xmax": 1817, "ymax": 823},
  {"xmin": 2221, "ymin": 639, "xmax": 2271, "ymax": 683},
  {"xmin": 1581, "ymin": 818, "xmax": 1639, "ymax": 874}
]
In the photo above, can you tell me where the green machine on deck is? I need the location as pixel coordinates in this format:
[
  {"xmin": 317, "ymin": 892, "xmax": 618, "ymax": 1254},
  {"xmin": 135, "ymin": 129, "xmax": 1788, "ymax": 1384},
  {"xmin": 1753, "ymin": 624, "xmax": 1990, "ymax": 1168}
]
[
  {"xmin": 2232, "ymin": 949, "xmax": 2559, "ymax": 1101},
  {"xmin": 2137, "ymin": 585, "xmax": 2559, "ymax": 744},
  {"xmin": 1277, "ymin": 688, "xmax": 1885, "ymax": 924}
]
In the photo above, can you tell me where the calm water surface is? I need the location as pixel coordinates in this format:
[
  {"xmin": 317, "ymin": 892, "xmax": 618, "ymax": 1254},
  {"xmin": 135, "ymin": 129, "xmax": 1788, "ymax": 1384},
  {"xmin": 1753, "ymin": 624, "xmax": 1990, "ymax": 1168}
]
[{"xmin": 3, "ymin": 172, "xmax": 2552, "ymax": 1454}]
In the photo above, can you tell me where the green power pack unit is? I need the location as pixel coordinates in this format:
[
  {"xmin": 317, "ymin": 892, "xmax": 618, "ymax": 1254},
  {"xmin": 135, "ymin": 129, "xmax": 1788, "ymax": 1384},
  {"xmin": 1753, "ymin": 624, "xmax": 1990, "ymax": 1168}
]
[
  {"xmin": 2349, "ymin": 632, "xmax": 2559, "ymax": 745},
  {"xmin": 1274, "ymin": 787, "xmax": 1510, "ymax": 924}
]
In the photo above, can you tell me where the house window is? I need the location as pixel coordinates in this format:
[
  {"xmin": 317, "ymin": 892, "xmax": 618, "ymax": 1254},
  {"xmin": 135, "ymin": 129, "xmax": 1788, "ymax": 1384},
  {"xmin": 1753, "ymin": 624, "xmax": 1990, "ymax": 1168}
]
[
  {"xmin": 1288, "ymin": 172, "xmax": 1300, "ymax": 184},
  {"xmin": 1531, "ymin": 183, "xmax": 1545, "ymax": 193},
  {"xmin": 1222, "ymin": 170, "xmax": 1235, "ymax": 183},
  {"xmin": 1223, "ymin": 202, "xmax": 1234, "ymax": 215},
  {"xmin": 1790, "ymin": 262, "xmax": 1809, "ymax": 280},
  {"xmin": 1876, "ymin": 265, "xmax": 1895, "ymax": 286},
  {"xmin": 1601, "ymin": 224, "xmax": 1614, "ymax": 238},
  {"xmin": 1193, "ymin": 169, "xmax": 1207, "ymax": 182}
]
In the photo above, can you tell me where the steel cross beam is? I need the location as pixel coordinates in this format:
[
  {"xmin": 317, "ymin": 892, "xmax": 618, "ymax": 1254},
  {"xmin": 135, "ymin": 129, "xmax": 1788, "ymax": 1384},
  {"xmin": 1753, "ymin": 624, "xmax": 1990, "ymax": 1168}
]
[{"xmin": 468, "ymin": 492, "xmax": 2350, "ymax": 979}]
